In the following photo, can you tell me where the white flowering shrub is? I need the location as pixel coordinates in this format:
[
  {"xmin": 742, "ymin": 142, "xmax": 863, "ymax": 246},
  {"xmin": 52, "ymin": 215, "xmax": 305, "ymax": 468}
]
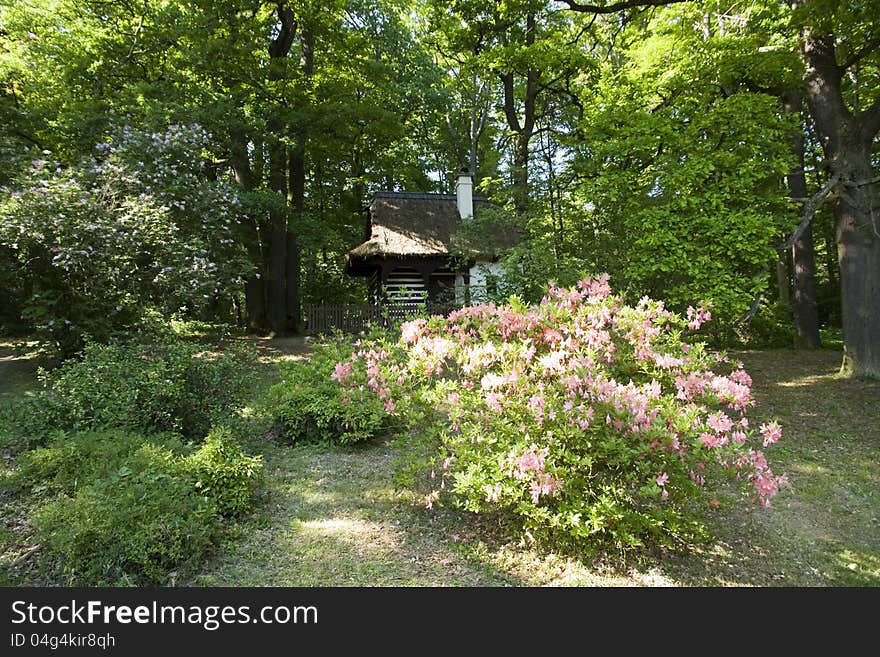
[{"xmin": 0, "ymin": 124, "xmax": 252, "ymax": 355}]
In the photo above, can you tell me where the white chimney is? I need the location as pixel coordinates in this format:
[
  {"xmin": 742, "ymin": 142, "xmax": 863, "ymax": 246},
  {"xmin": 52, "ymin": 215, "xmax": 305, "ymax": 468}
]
[{"xmin": 455, "ymin": 169, "xmax": 473, "ymax": 221}]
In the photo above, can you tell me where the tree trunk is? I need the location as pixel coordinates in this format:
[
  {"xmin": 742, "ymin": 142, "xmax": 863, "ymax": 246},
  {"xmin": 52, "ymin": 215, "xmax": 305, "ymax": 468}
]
[
  {"xmin": 230, "ymin": 128, "xmax": 271, "ymax": 332},
  {"xmin": 245, "ymin": 275, "xmax": 267, "ymax": 333},
  {"xmin": 834, "ymin": 144, "xmax": 879, "ymax": 377},
  {"xmin": 776, "ymin": 255, "xmax": 791, "ymax": 309},
  {"xmin": 266, "ymin": 130, "xmax": 289, "ymax": 335},
  {"xmin": 283, "ymin": 26, "xmax": 313, "ymax": 334},
  {"xmin": 802, "ymin": 30, "xmax": 880, "ymax": 378},
  {"xmin": 264, "ymin": 3, "xmax": 297, "ymax": 336},
  {"xmin": 499, "ymin": 12, "xmax": 537, "ymax": 217},
  {"xmin": 792, "ymin": 225, "xmax": 822, "ymax": 348},
  {"xmin": 287, "ymin": 135, "xmax": 305, "ymax": 332},
  {"xmin": 782, "ymin": 91, "xmax": 821, "ymax": 348}
]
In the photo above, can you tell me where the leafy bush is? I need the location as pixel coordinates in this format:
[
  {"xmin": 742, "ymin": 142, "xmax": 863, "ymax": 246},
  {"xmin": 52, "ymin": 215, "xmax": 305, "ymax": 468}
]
[
  {"xmin": 266, "ymin": 334, "xmax": 390, "ymax": 445},
  {"xmin": 32, "ymin": 442, "xmax": 220, "ymax": 585},
  {"xmin": 13, "ymin": 336, "xmax": 257, "ymax": 441},
  {"xmin": 184, "ymin": 427, "xmax": 263, "ymax": 517},
  {"xmin": 0, "ymin": 125, "xmax": 253, "ymax": 356},
  {"xmin": 17, "ymin": 427, "xmax": 264, "ymax": 585},
  {"xmin": 333, "ymin": 277, "xmax": 788, "ymax": 549},
  {"xmin": 8, "ymin": 429, "xmax": 186, "ymax": 495}
]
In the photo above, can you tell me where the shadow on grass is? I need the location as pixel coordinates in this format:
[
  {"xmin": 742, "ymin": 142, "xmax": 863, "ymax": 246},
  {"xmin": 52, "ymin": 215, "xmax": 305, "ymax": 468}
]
[
  {"xmin": 655, "ymin": 349, "xmax": 879, "ymax": 586},
  {"xmin": 0, "ymin": 344, "xmax": 40, "ymax": 401}
]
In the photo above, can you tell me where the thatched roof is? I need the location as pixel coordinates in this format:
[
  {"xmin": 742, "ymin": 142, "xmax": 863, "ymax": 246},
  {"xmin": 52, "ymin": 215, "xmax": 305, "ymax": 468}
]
[{"xmin": 345, "ymin": 192, "xmax": 518, "ymax": 274}]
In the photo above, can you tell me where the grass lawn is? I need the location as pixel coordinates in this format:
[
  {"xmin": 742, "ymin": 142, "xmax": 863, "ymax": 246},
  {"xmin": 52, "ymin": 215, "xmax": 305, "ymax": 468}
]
[{"xmin": 2, "ymin": 339, "xmax": 878, "ymax": 586}]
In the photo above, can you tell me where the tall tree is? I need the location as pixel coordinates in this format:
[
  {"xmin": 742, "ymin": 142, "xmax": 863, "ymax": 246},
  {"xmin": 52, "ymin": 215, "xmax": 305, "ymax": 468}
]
[
  {"xmin": 782, "ymin": 91, "xmax": 822, "ymax": 349},
  {"xmin": 796, "ymin": 0, "xmax": 880, "ymax": 377}
]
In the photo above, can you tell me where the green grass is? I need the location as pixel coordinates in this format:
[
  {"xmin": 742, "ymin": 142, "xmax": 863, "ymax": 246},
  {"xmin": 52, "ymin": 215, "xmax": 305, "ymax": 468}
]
[
  {"xmin": 2, "ymin": 339, "xmax": 878, "ymax": 586},
  {"xmin": 0, "ymin": 341, "xmax": 40, "ymax": 401}
]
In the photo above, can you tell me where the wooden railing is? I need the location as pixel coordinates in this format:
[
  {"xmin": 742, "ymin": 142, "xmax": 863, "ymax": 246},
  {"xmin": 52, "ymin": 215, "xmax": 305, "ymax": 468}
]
[{"xmin": 306, "ymin": 303, "xmax": 444, "ymax": 335}]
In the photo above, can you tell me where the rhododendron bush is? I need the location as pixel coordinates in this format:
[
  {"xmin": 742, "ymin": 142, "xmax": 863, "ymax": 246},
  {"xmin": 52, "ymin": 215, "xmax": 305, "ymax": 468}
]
[
  {"xmin": 332, "ymin": 277, "xmax": 788, "ymax": 548},
  {"xmin": 0, "ymin": 124, "xmax": 252, "ymax": 355}
]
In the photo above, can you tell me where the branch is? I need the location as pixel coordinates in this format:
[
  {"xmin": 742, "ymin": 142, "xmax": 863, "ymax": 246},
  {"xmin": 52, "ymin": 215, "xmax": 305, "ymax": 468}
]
[
  {"xmin": 849, "ymin": 175, "xmax": 880, "ymax": 187},
  {"xmin": 736, "ymin": 291, "xmax": 764, "ymax": 325},
  {"xmin": 777, "ymin": 174, "xmax": 840, "ymax": 251},
  {"xmin": 841, "ymin": 35, "xmax": 880, "ymax": 70},
  {"xmin": 860, "ymin": 97, "xmax": 880, "ymax": 141},
  {"xmin": 560, "ymin": 0, "xmax": 690, "ymax": 14},
  {"xmin": 13, "ymin": 130, "xmax": 45, "ymax": 151},
  {"xmin": 8, "ymin": 545, "xmax": 39, "ymax": 570},
  {"xmin": 268, "ymin": 2, "xmax": 296, "ymax": 59}
]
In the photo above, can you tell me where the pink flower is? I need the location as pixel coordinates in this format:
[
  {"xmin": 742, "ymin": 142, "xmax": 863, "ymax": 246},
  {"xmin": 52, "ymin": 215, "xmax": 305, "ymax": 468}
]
[
  {"xmin": 707, "ymin": 411, "xmax": 734, "ymax": 434},
  {"xmin": 513, "ymin": 446, "xmax": 547, "ymax": 478},
  {"xmin": 759, "ymin": 421, "xmax": 782, "ymax": 447},
  {"xmin": 485, "ymin": 392, "xmax": 503, "ymax": 413},
  {"xmin": 529, "ymin": 473, "xmax": 561, "ymax": 503},
  {"xmin": 754, "ymin": 472, "xmax": 782, "ymax": 503},
  {"xmin": 400, "ymin": 318, "xmax": 427, "ymax": 344},
  {"xmin": 656, "ymin": 472, "xmax": 669, "ymax": 487},
  {"xmin": 686, "ymin": 305, "xmax": 712, "ymax": 330},
  {"xmin": 644, "ymin": 379, "xmax": 662, "ymax": 399},
  {"xmin": 331, "ymin": 361, "xmax": 352, "ymax": 382}
]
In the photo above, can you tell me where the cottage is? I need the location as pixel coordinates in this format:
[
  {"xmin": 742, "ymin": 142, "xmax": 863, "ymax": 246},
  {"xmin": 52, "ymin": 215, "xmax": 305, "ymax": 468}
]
[{"xmin": 344, "ymin": 171, "xmax": 517, "ymax": 314}]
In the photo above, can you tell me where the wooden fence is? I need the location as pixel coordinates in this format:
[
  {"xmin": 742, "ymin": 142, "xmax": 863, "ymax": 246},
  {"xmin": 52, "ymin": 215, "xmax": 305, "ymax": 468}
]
[{"xmin": 306, "ymin": 303, "xmax": 434, "ymax": 335}]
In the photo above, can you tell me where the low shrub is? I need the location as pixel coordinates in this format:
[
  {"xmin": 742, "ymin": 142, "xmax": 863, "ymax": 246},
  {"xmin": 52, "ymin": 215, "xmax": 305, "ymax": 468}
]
[
  {"xmin": 8, "ymin": 429, "xmax": 186, "ymax": 495},
  {"xmin": 33, "ymin": 442, "xmax": 220, "ymax": 585},
  {"xmin": 11, "ymin": 336, "xmax": 257, "ymax": 442},
  {"xmin": 14, "ymin": 427, "xmax": 263, "ymax": 585},
  {"xmin": 184, "ymin": 427, "xmax": 263, "ymax": 517},
  {"xmin": 333, "ymin": 277, "xmax": 789, "ymax": 549},
  {"xmin": 266, "ymin": 333, "xmax": 390, "ymax": 445}
]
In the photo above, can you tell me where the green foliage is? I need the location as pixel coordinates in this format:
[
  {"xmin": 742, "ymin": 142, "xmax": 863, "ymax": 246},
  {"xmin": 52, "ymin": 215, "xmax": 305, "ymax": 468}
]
[
  {"xmin": 184, "ymin": 427, "xmax": 263, "ymax": 517},
  {"xmin": 10, "ymin": 426, "xmax": 264, "ymax": 585},
  {"xmin": 0, "ymin": 125, "xmax": 252, "ymax": 355},
  {"xmin": 265, "ymin": 333, "xmax": 391, "ymax": 445},
  {"xmin": 8, "ymin": 429, "xmax": 186, "ymax": 496},
  {"xmin": 12, "ymin": 336, "xmax": 258, "ymax": 442},
  {"xmin": 32, "ymin": 441, "xmax": 220, "ymax": 585},
  {"xmin": 570, "ymin": 57, "xmax": 794, "ymax": 327}
]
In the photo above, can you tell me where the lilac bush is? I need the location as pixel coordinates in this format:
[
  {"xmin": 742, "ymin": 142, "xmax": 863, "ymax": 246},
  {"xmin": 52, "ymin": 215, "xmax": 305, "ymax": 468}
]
[
  {"xmin": 334, "ymin": 277, "xmax": 788, "ymax": 548},
  {"xmin": 0, "ymin": 124, "xmax": 251, "ymax": 354}
]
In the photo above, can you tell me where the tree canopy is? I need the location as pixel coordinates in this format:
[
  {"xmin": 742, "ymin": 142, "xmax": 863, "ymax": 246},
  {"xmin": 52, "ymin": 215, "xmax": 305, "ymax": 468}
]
[{"xmin": 1, "ymin": 0, "xmax": 878, "ymax": 375}]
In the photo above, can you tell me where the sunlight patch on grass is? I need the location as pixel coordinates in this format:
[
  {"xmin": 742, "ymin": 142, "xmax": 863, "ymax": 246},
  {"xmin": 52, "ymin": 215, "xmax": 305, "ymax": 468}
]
[
  {"xmin": 775, "ymin": 373, "xmax": 835, "ymax": 388},
  {"xmin": 788, "ymin": 462, "xmax": 832, "ymax": 476},
  {"xmin": 832, "ymin": 549, "xmax": 880, "ymax": 585},
  {"xmin": 295, "ymin": 489, "xmax": 345, "ymax": 507},
  {"xmin": 292, "ymin": 517, "xmax": 401, "ymax": 550}
]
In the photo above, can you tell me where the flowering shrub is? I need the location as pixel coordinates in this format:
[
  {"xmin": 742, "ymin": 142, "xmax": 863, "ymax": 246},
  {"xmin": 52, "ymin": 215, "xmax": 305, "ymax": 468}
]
[
  {"xmin": 334, "ymin": 277, "xmax": 788, "ymax": 548},
  {"xmin": 0, "ymin": 124, "xmax": 252, "ymax": 355},
  {"xmin": 266, "ymin": 331, "xmax": 398, "ymax": 445}
]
